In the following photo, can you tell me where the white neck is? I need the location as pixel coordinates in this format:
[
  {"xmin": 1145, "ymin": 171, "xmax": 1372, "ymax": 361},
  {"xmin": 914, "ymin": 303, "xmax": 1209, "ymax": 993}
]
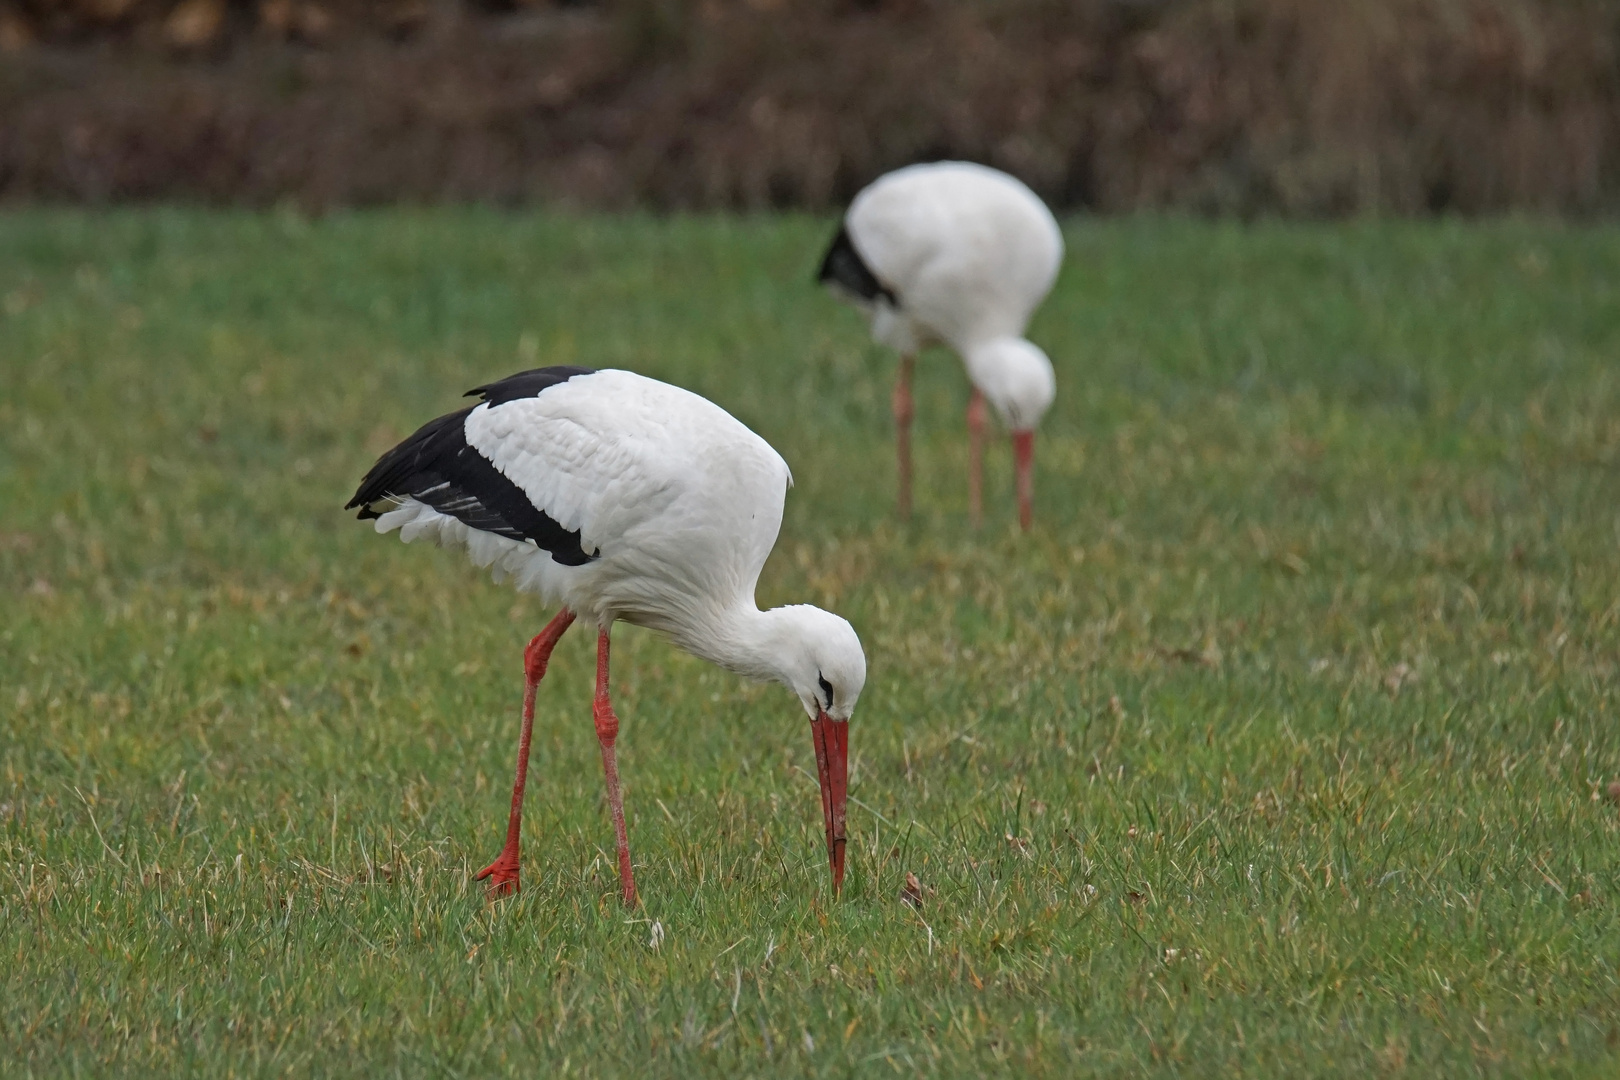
[
  {"xmin": 675, "ymin": 603, "xmax": 800, "ymax": 686},
  {"xmin": 658, "ymin": 599, "xmax": 864, "ymax": 721}
]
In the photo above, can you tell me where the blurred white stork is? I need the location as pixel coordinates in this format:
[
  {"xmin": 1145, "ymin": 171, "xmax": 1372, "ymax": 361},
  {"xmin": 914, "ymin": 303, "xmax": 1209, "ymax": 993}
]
[{"xmin": 819, "ymin": 161, "xmax": 1062, "ymax": 529}]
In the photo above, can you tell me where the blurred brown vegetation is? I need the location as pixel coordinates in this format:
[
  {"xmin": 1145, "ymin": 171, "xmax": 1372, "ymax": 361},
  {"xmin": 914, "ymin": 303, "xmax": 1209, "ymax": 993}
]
[{"xmin": 0, "ymin": 0, "xmax": 1616, "ymax": 213}]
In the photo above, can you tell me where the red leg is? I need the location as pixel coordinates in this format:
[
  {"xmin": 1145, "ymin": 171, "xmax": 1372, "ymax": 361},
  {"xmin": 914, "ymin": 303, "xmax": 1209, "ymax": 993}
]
[
  {"xmin": 967, "ymin": 389, "xmax": 987, "ymax": 529},
  {"xmin": 593, "ymin": 628, "xmax": 638, "ymax": 907},
  {"xmin": 893, "ymin": 353, "xmax": 915, "ymax": 521},
  {"xmin": 1013, "ymin": 429, "xmax": 1035, "ymax": 532},
  {"xmin": 475, "ymin": 608, "xmax": 575, "ymax": 899}
]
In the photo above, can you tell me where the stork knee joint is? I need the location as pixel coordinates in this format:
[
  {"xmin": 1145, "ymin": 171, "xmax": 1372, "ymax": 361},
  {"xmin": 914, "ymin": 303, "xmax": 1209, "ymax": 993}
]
[{"xmin": 593, "ymin": 700, "xmax": 619, "ymax": 746}]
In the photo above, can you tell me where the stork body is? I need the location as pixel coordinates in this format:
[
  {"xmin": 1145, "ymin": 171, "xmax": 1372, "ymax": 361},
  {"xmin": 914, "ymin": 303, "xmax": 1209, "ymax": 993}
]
[
  {"xmin": 347, "ymin": 367, "xmax": 865, "ymax": 904},
  {"xmin": 819, "ymin": 161, "xmax": 1062, "ymax": 528}
]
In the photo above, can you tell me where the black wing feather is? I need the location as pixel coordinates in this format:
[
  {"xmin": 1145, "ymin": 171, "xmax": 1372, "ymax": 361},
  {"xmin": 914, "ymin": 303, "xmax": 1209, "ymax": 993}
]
[
  {"xmin": 466, "ymin": 365, "xmax": 597, "ymax": 407},
  {"xmin": 817, "ymin": 225, "xmax": 898, "ymax": 306},
  {"xmin": 345, "ymin": 366, "xmax": 599, "ymax": 567}
]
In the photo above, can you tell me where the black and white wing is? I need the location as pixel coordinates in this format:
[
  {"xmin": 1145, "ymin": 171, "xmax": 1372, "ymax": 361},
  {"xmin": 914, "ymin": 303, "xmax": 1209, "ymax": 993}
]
[
  {"xmin": 345, "ymin": 366, "xmax": 599, "ymax": 566},
  {"xmin": 816, "ymin": 225, "xmax": 898, "ymax": 307}
]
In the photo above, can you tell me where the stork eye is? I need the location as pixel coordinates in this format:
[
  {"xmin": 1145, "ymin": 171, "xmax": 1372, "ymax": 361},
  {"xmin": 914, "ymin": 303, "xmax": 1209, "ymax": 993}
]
[{"xmin": 817, "ymin": 673, "xmax": 834, "ymax": 710}]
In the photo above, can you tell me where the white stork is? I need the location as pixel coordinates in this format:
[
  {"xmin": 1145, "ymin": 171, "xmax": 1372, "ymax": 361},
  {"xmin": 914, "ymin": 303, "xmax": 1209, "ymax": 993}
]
[
  {"xmin": 818, "ymin": 161, "xmax": 1062, "ymax": 529},
  {"xmin": 346, "ymin": 366, "xmax": 866, "ymax": 905}
]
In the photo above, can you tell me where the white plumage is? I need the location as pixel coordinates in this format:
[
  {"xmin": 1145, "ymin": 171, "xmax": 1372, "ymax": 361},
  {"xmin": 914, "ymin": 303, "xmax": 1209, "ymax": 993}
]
[
  {"xmin": 377, "ymin": 371, "xmax": 787, "ymax": 645},
  {"xmin": 821, "ymin": 161, "xmax": 1063, "ymax": 527},
  {"xmin": 349, "ymin": 366, "xmax": 864, "ymax": 904}
]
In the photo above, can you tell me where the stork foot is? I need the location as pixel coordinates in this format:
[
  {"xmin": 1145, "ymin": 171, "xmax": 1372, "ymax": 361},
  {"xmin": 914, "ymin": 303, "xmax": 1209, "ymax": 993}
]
[{"xmin": 474, "ymin": 848, "xmax": 521, "ymax": 898}]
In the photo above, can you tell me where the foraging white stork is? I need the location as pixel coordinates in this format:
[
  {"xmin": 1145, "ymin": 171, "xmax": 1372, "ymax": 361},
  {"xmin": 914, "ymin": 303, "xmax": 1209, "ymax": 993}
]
[
  {"xmin": 818, "ymin": 161, "xmax": 1062, "ymax": 529},
  {"xmin": 346, "ymin": 366, "xmax": 866, "ymax": 905}
]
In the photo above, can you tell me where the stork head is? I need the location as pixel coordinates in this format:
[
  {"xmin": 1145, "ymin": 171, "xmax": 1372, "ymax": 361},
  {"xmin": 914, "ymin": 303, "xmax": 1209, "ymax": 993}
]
[
  {"xmin": 965, "ymin": 337, "xmax": 1056, "ymax": 432},
  {"xmin": 965, "ymin": 337, "xmax": 1056, "ymax": 529},
  {"xmin": 753, "ymin": 604, "xmax": 866, "ymax": 895},
  {"xmin": 759, "ymin": 604, "xmax": 866, "ymax": 722}
]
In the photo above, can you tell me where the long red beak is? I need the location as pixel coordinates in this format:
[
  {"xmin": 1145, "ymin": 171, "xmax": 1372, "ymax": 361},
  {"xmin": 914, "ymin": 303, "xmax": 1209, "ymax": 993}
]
[
  {"xmin": 1013, "ymin": 430, "xmax": 1035, "ymax": 531},
  {"xmin": 809, "ymin": 711, "xmax": 848, "ymax": 895}
]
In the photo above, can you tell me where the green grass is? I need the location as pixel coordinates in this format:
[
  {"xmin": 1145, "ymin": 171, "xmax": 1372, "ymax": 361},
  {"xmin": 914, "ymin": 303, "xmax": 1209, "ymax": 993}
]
[{"xmin": 3, "ymin": 209, "xmax": 1620, "ymax": 1077}]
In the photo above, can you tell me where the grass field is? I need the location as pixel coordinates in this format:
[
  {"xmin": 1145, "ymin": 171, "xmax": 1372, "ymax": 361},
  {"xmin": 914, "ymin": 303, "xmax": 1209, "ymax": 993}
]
[{"xmin": 3, "ymin": 210, "xmax": 1620, "ymax": 1077}]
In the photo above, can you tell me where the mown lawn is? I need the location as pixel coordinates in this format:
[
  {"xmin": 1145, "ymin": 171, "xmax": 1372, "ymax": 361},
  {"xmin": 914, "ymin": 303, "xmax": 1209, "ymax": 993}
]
[{"xmin": 2, "ymin": 210, "xmax": 1619, "ymax": 1077}]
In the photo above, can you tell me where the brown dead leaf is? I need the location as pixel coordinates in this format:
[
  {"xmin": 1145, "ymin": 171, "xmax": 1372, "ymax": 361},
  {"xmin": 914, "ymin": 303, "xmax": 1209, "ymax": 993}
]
[{"xmin": 899, "ymin": 872, "xmax": 924, "ymax": 910}]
